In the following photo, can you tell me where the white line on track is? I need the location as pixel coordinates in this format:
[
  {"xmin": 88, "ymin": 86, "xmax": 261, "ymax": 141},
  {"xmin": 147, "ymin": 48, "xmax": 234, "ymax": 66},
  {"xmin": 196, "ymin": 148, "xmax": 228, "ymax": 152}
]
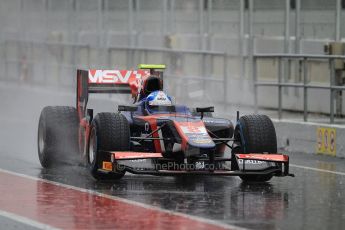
[
  {"xmin": 0, "ymin": 210, "xmax": 60, "ymax": 230},
  {"xmin": 0, "ymin": 168, "xmax": 245, "ymax": 230},
  {"xmin": 290, "ymin": 164, "xmax": 345, "ymax": 176}
]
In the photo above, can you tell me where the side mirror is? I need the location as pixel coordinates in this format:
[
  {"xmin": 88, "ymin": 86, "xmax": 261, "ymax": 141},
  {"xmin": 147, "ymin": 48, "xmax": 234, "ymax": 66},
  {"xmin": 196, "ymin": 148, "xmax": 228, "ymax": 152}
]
[
  {"xmin": 196, "ymin": 107, "xmax": 214, "ymax": 113},
  {"xmin": 196, "ymin": 107, "xmax": 214, "ymax": 119},
  {"xmin": 118, "ymin": 105, "xmax": 138, "ymax": 112}
]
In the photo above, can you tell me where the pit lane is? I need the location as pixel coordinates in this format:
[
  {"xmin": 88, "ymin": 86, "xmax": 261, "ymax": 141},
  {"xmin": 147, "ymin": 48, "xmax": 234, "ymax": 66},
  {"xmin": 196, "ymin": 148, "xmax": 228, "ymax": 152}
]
[{"xmin": 0, "ymin": 83, "xmax": 344, "ymax": 229}]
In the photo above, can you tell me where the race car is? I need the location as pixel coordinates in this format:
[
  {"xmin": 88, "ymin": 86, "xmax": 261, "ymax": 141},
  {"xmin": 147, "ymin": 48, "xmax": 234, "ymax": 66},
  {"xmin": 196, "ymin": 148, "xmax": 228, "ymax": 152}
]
[{"xmin": 37, "ymin": 64, "xmax": 293, "ymax": 182}]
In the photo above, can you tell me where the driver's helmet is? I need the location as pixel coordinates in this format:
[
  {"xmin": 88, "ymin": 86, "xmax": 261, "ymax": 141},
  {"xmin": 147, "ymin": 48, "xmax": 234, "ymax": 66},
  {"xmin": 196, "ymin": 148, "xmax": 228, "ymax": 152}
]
[
  {"xmin": 145, "ymin": 90, "xmax": 172, "ymax": 114},
  {"xmin": 141, "ymin": 75, "xmax": 163, "ymax": 98}
]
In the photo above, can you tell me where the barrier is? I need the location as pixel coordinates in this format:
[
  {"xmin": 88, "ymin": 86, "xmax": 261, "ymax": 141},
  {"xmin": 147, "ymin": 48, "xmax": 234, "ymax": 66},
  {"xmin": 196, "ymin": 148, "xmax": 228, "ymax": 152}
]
[
  {"xmin": 253, "ymin": 53, "xmax": 345, "ymax": 123},
  {"xmin": 0, "ymin": 39, "xmax": 238, "ymax": 105}
]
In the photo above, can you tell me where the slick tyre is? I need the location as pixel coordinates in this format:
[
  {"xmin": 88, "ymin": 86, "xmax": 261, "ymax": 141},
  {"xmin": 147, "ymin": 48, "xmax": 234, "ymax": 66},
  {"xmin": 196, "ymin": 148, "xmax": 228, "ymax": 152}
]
[
  {"xmin": 234, "ymin": 114, "xmax": 277, "ymax": 182},
  {"xmin": 87, "ymin": 113, "xmax": 130, "ymax": 180},
  {"xmin": 37, "ymin": 106, "xmax": 79, "ymax": 168}
]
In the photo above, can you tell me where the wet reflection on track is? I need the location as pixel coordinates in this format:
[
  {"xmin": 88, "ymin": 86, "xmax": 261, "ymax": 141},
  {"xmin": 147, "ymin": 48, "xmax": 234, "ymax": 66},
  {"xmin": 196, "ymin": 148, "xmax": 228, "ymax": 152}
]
[
  {"xmin": 36, "ymin": 155, "xmax": 345, "ymax": 230},
  {"xmin": 38, "ymin": 164, "xmax": 291, "ymax": 229},
  {"xmin": 0, "ymin": 170, "xmax": 225, "ymax": 230},
  {"xmin": 0, "ymin": 151, "xmax": 343, "ymax": 230},
  {"xmin": 107, "ymin": 176, "xmax": 289, "ymax": 229}
]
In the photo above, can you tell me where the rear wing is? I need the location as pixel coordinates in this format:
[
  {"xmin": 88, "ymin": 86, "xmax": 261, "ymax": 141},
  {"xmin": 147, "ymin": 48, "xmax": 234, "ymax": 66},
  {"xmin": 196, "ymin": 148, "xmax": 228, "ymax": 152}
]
[
  {"xmin": 76, "ymin": 69, "xmax": 150, "ymax": 119},
  {"xmin": 76, "ymin": 64, "xmax": 166, "ymax": 120}
]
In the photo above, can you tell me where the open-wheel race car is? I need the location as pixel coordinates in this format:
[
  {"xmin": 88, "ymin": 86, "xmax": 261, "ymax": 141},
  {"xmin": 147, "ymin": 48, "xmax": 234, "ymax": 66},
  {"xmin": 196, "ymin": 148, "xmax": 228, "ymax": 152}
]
[{"xmin": 37, "ymin": 64, "xmax": 294, "ymax": 182}]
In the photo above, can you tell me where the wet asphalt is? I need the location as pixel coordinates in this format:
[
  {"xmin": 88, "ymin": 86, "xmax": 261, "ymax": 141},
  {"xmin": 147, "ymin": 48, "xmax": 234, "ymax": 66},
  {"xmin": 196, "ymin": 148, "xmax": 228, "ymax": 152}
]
[
  {"xmin": 0, "ymin": 149, "xmax": 344, "ymax": 230},
  {"xmin": 0, "ymin": 83, "xmax": 345, "ymax": 229}
]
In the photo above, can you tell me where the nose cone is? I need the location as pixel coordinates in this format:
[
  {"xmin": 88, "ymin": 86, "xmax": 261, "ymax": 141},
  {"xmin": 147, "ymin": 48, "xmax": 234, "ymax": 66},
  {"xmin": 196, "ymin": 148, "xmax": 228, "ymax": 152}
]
[
  {"xmin": 187, "ymin": 134, "xmax": 216, "ymax": 149},
  {"xmin": 174, "ymin": 121, "xmax": 216, "ymax": 149}
]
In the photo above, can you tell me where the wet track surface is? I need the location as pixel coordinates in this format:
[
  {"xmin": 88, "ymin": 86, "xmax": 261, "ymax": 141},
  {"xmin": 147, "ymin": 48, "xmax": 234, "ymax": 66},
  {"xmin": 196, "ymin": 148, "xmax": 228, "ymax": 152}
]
[
  {"xmin": 1, "ymin": 150, "xmax": 344, "ymax": 230},
  {"xmin": 1, "ymin": 83, "xmax": 345, "ymax": 229}
]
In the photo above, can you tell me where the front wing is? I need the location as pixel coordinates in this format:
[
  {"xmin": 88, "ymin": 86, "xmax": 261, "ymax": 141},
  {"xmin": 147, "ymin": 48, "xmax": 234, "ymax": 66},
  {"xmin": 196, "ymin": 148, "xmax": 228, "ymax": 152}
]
[{"xmin": 97, "ymin": 151, "xmax": 294, "ymax": 177}]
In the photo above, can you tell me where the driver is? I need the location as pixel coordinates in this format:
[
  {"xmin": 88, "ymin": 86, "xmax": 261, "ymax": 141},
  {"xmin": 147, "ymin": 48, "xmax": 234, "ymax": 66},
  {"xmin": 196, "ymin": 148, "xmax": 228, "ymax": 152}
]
[
  {"xmin": 145, "ymin": 90, "xmax": 172, "ymax": 114},
  {"xmin": 137, "ymin": 75, "xmax": 173, "ymax": 114}
]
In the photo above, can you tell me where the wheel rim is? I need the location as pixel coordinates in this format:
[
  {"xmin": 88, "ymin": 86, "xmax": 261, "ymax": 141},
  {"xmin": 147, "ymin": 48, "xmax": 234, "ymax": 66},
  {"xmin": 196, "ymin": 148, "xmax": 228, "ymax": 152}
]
[
  {"xmin": 38, "ymin": 120, "xmax": 45, "ymax": 155},
  {"xmin": 89, "ymin": 130, "xmax": 96, "ymax": 164}
]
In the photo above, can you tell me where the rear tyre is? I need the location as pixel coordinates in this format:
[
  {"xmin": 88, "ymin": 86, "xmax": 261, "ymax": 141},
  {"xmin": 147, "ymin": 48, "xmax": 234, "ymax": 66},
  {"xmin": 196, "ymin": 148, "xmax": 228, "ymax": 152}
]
[
  {"xmin": 37, "ymin": 106, "xmax": 79, "ymax": 168},
  {"xmin": 234, "ymin": 114, "xmax": 277, "ymax": 182},
  {"xmin": 87, "ymin": 113, "xmax": 130, "ymax": 180}
]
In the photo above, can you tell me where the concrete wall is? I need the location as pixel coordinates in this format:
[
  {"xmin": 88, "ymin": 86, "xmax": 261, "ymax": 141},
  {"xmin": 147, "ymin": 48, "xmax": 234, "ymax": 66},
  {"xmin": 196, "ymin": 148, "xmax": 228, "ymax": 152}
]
[{"xmin": 274, "ymin": 119, "xmax": 345, "ymax": 158}]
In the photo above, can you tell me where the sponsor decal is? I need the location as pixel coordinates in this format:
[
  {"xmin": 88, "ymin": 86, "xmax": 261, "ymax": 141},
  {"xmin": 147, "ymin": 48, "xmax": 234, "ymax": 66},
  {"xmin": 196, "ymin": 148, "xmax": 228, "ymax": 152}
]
[
  {"xmin": 180, "ymin": 125, "xmax": 207, "ymax": 134},
  {"xmin": 238, "ymin": 159, "xmax": 264, "ymax": 164},
  {"xmin": 188, "ymin": 133, "xmax": 209, "ymax": 138},
  {"xmin": 316, "ymin": 127, "xmax": 336, "ymax": 156},
  {"xmin": 130, "ymin": 159, "xmax": 146, "ymax": 163},
  {"xmin": 157, "ymin": 91, "xmax": 167, "ymax": 100},
  {"xmin": 174, "ymin": 121, "xmax": 213, "ymax": 150},
  {"xmin": 317, "ymin": 129, "xmax": 322, "ymax": 150},
  {"xmin": 149, "ymin": 91, "xmax": 171, "ymax": 106},
  {"xmin": 88, "ymin": 70, "xmax": 149, "ymax": 84},
  {"xmin": 192, "ymin": 139, "xmax": 213, "ymax": 144},
  {"xmin": 330, "ymin": 130, "xmax": 335, "ymax": 152},
  {"xmin": 236, "ymin": 154, "xmax": 288, "ymax": 162},
  {"xmin": 203, "ymin": 119, "xmax": 227, "ymax": 124},
  {"xmin": 113, "ymin": 152, "xmax": 163, "ymax": 159},
  {"xmin": 102, "ymin": 161, "xmax": 113, "ymax": 171}
]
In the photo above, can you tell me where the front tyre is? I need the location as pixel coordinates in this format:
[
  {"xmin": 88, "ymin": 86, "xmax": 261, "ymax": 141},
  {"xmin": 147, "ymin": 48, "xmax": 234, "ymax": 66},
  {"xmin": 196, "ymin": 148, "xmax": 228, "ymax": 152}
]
[
  {"xmin": 87, "ymin": 113, "xmax": 130, "ymax": 180},
  {"xmin": 234, "ymin": 114, "xmax": 277, "ymax": 182}
]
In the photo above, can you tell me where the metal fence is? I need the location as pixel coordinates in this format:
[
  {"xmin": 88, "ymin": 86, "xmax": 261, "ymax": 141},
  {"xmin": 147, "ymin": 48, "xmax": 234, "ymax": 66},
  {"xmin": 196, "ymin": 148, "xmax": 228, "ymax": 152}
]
[
  {"xmin": 1, "ymin": 39, "xmax": 234, "ymax": 105},
  {"xmin": 1, "ymin": 0, "xmax": 345, "ymax": 122},
  {"xmin": 253, "ymin": 54, "xmax": 345, "ymax": 123}
]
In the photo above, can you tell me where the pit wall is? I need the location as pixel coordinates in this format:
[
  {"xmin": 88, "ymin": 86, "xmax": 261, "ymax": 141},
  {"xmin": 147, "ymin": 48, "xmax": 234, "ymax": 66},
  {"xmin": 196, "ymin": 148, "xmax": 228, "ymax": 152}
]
[{"xmin": 273, "ymin": 119, "xmax": 345, "ymax": 158}]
